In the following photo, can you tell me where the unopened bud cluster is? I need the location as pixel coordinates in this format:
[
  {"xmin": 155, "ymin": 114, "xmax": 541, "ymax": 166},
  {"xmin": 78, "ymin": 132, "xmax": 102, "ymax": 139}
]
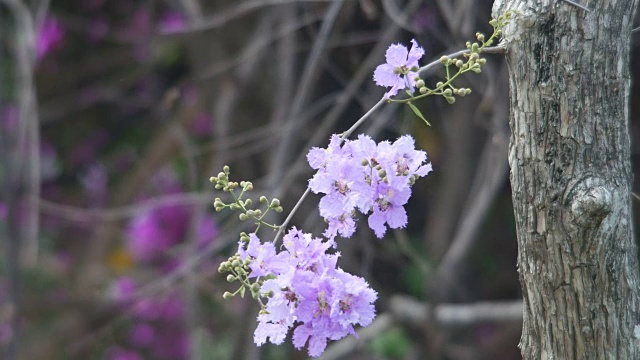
[
  {"xmin": 210, "ymin": 166, "xmax": 282, "ymax": 231},
  {"xmin": 218, "ymin": 232, "xmax": 266, "ymax": 301}
]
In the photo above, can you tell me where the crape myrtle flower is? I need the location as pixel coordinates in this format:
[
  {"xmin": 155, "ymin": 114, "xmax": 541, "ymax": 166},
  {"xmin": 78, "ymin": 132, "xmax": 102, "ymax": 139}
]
[
  {"xmin": 373, "ymin": 39, "xmax": 425, "ymax": 98},
  {"xmin": 307, "ymin": 134, "xmax": 431, "ymax": 240},
  {"xmin": 241, "ymin": 228, "xmax": 377, "ymax": 357}
]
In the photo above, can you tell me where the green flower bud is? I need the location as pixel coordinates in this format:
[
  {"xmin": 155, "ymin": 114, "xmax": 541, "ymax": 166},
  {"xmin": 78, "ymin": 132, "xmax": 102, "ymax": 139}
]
[
  {"xmin": 443, "ymin": 89, "xmax": 452, "ymax": 96},
  {"xmin": 419, "ymin": 87, "xmax": 428, "ymax": 94},
  {"xmin": 361, "ymin": 158, "xmax": 369, "ymax": 166},
  {"xmin": 270, "ymin": 198, "xmax": 280, "ymax": 207},
  {"xmin": 275, "ymin": 206, "xmax": 283, "ymax": 213},
  {"xmin": 209, "ymin": 177, "xmax": 217, "ymax": 183},
  {"xmin": 436, "ymin": 81, "xmax": 444, "ymax": 88},
  {"xmin": 227, "ymin": 274, "xmax": 236, "ymax": 282},
  {"xmin": 223, "ymin": 291, "xmax": 233, "ymax": 299},
  {"xmin": 244, "ymin": 198, "xmax": 252, "ymax": 206},
  {"xmin": 455, "ymin": 60, "xmax": 463, "ymax": 67},
  {"xmin": 244, "ymin": 182, "xmax": 253, "ymax": 191},
  {"xmin": 446, "ymin": 96, "xmax": 456, "ymax": 104},
  {"xmin": 260, "ymin": 196, "xmax": 268, "ymax": 204},
  {"xmin": 477, "ymin": 58, "xmax": 487, "ymax": 65},
  {"xmin": 471, "ymin": 42, "xmax": 479, "ymax": 53},
  {"xmin": 251, "ymin": 283, "xmax": 261, "ymax": 292},
  {"xmin": 440, "ymin": 55, "xmax": 450, "ymax": 64},
  {"xmin": 239, "ymin": 213, "xmax": 247, "ymax": 221},
  {"xmin": 476, "ymin": 32, "xmax": 485, "ymax": 42},
  {"xmin": 378, "ymin": 169, "xmax": 386, "ymax": 178},
  {"xmin": 232, "ymin": 260, "xmax": 241, "ymax": 267},
  {"xmin": 416, "ymin": 79, "xmax": 425, "ymax": 88},
  {"xmin": 223, "ymin": 165, "xmax": 230, "ymax": 173}
]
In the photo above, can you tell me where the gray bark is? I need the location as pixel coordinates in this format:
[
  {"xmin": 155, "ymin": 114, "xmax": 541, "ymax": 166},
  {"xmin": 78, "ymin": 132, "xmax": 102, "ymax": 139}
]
[{"xmin": 492, "ymin": 0, "xmax": 640, "ymax": 358}]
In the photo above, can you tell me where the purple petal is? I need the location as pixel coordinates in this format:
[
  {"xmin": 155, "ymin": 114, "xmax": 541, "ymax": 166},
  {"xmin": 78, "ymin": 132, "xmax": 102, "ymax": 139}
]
[
  {"xmin": 406, "ymin": 39, "xmax": 425, "ymax": 67},
  {"xmin": 385, "ymin": 43, "xmax": 408, "ymax": 67},
  {"xmin": 386, "ymin": 206, "xmax": 408, "ymax": 229},
  {"xmin": 373, "ymin": 64, "xmax": 400, "ymax": 87}
]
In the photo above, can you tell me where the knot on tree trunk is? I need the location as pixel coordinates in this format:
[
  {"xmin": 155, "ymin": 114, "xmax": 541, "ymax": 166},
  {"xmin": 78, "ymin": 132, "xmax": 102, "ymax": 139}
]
[{"xmin": 565, "ymin": 176, "xmax": 612, "ymax": 228}]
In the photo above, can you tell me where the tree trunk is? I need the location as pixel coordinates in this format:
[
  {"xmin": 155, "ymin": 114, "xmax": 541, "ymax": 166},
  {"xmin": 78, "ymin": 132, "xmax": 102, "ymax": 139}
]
[{"xmin": 492, "ymin": 0, "xmax": 640, "ymax": 358}]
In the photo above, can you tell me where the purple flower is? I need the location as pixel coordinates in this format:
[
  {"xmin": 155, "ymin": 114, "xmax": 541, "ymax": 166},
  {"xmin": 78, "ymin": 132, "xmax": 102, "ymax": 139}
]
[
  {"xmin": 111, "ymin": 277, "xmax": 137, "ymax": 302},
  {"xmin": 37, "ymin": 17, "xmax": 64, "ymax": 60},
  {"xmin": 159, "ymin": 11, "xmax": 187, "ymax": 33},
  {"xmin": 373, "ymin": 39, "xmax": 425, "ymax": 98},
  {"xmin": 238, "ymin": 233, "xmax": 288, "ymax": 277},
  {"xmin": 368, "ymin": 183, "xmax": 411, "ymax": 238},
  {"xmin": 129, "ymin": 324, "xmax": 155, "ymax": 347}
]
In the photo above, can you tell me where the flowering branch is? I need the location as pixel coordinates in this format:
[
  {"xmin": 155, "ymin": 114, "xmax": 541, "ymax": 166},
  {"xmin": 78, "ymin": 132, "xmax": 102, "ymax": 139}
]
[{"xmin": 211, "ymin": 11, "xmax": 513, "ymax": 358}]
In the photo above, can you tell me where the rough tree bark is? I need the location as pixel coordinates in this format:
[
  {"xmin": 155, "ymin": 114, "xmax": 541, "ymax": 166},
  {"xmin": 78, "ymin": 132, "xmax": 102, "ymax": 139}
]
[{"xmin": 492, "ymin": 0, "xmax": 640, "ymax": 358}]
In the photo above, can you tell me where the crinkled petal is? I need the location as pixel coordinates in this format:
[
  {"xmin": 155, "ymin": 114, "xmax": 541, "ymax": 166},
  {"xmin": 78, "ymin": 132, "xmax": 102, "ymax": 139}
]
[
  {"xmin": 307, "ymin": 334, "xmax": 329, "ymax": 357},
  {"xmin": 406, "ymin": 39, "xmax": 425, "ymax": 67},
  {"xmin": 386, "ymin": 206, "xmax": 408, "ymax": 229},
  {"xmin": 373, "ymin": 64, "xmax": 400, "ymax": 87},
  {"xmin": 292, "ymin": 324, "xmax": 313, "ymax": 350},
  {"xmin": 368, "ymin": 210, "xmax": 387, "ymax": 238},
  {"xmin": 385, "ymin": 43, "xmax": 408, "ymax": 67}
]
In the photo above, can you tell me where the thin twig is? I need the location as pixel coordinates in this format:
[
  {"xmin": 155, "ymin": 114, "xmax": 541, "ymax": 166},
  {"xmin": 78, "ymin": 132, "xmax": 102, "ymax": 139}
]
[
  {"xmin": 559, "ymin": 0, "xmax": 590, "ymax": 12},
  {"xmin": 268, "ymin": 0, "xmax": 345, "ymax": 189}
]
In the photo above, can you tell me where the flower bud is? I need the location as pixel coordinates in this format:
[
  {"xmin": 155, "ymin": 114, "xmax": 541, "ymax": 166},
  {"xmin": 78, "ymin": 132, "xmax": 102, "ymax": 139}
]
[
  {"xmin": 227, "ymin": 274, "xmax": 236, "ymax": 282},
  {"xmin": 440, "ymin": 55, "xmax": 450, "ymax": 64},
  {"xmin": 446, "ymin": 96, "xmax": 456, "ymax": 104},
  {"xmin": 455, "ymin": 60, "xmax": 463, "ymax": 67},
  {"xmin": 209, "ymin": 177, "xmax": 217, "ymax": 183},
  {"xmin": 239, "ymin": 213, "xmax": 247, "ymax": 221},
  {"xmin": 419, "ymin": 87, "xmax": 428, "ymax": 94},
  {"xmin": 223, "ymin": 291, "xmax": 233, "ymax": 299},
  {"xmin": 223, "ymin": 165, "xmax": 230, "ymax": 173},
  {"xmin": 270, "ymin": 198, "xmax": 280, "ymax": 207},
  {"xmin": 443, "ymin": 89, "xmax": 452, "ymax": 96},
  {"xmin": 416, "ymin": 79, "xmax": 425, "ymax": 88},
  {"xmin": 476, "ymin": 32, "xmax": 485, "ymax": 42},
  {"xmin": 260, "ymin": 196, "xmax": 268, "ymax": 204}
]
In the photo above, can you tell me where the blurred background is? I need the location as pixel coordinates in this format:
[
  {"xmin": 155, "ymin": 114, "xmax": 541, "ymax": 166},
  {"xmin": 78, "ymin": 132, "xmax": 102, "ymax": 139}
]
[{"xmin": 0, "ymin": 1, "xmax": 639, "ymax": 359}]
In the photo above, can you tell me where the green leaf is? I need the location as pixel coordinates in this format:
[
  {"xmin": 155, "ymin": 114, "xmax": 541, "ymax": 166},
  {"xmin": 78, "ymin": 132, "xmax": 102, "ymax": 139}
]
[
  {"xmin": 240, "ymin": 286, "xmax": 246, "ymax": 298},
  {"xmin": 407, "ymin": 103, "xmax": 431, "ymax": 126}
]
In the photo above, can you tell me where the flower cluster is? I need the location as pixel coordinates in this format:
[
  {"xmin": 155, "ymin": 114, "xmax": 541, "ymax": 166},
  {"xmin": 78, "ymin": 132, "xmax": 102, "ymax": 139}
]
[
  {"xmin": 222, "ymin": 228, "xmax": 377, "ymax": 357},
  {"xmin": 308, "ymin": 134, "xmax": 432, "ymax": 239}
]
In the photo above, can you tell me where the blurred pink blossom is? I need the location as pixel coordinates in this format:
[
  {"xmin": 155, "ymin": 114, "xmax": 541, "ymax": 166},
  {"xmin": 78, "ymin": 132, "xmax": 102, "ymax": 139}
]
[
  {"xmin": 159, "ymin": 11, "xmax": 187, "ymax": 33},
  {"xmin": 37, "ymin": 16, "xmax": 64, "ymax": 60}
]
